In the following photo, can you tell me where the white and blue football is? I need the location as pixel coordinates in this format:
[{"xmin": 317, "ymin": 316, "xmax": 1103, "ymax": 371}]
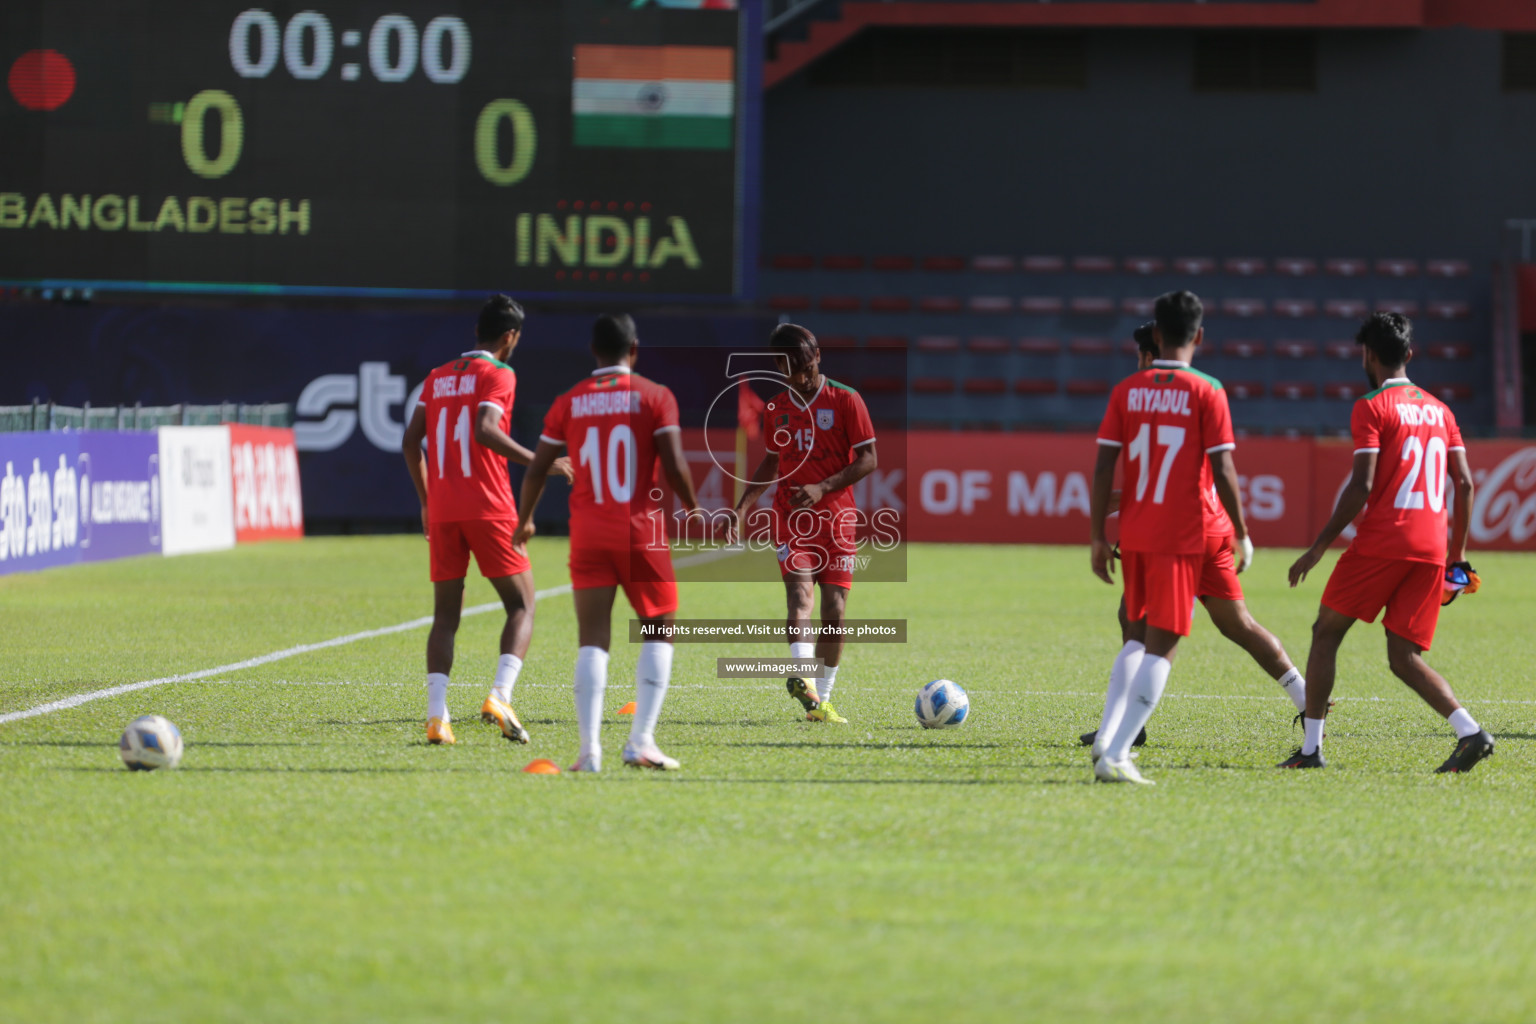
[
  {"xmin": 915, "ymin": 679, "xmax": 969, "ymax": 729},
  {"xmin": 119, "ymin": 715, "xmax": 184, "ymax": 771}
]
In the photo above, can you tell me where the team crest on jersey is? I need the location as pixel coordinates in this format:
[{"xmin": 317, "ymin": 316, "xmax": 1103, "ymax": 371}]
[
  {"xmin": 775, "ymin": 413, "xmax": 790, "ymax": 427},
  {"xmin": 816, "ymin": 409, "xmax": 835, "ymax": 430}
]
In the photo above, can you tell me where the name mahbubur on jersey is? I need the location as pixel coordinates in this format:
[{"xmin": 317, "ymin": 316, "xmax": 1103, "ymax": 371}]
[{"xmin": 571, "ymin": 390, "xmax": 644, "ymax": 417}]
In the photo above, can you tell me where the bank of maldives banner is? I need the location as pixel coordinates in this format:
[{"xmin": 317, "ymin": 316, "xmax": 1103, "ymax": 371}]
[{"xmin": 0, "ymin": 426, "xmax": 301, "ymax": 576}]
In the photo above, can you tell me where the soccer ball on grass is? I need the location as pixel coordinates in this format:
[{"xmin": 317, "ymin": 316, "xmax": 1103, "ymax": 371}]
[
  {"xmin": 119, "ymin": 715, "xmax": 184, "ymax": 771},
  {"xmin": 915, "ymin": 679, "xmax": 969, "ymax": 729}
]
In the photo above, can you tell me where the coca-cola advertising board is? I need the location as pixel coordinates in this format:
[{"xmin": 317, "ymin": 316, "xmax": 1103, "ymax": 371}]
[{"xmin": 229, "ymin": 425, "xmax": 304, "ymax": 544}]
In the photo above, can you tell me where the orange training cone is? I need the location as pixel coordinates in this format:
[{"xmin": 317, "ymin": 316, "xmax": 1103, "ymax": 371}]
[
  {"xmin": 523, "ymin": 758, "xmax": 560, "ymax": 774},
  {"xmin": 617, "ymin": 701, "xmax": 636, "ymax": 715}
]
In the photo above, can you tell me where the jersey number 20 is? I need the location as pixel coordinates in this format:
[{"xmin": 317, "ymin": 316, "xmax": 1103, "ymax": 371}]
[{"xmin": 1393, "ymin": 435, "xmax": 1447, "ymax": 512}]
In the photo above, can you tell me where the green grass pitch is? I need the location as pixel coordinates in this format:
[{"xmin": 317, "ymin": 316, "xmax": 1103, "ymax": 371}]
[{"xmin": 3, "ymin": 538, "xmax": 1536, "ymax": 1022}]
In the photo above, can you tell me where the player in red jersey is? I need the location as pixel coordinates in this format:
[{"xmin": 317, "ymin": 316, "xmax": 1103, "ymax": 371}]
[
  {"xmin": 1088, "ymin": 291, "xmax": 1253, "ymax": 784},
  {"xmin": 402, "ymin": 295, "xmax": 572, "ymax": 747},
  {"xmin": 1081, "ymin": 321, "xmax": 1311, "ymax": 754},
  {"xmin": 1282, "ymin": 313, "xmax": 1491, "ymax": 773},
  {"xmin": 514, "ymin": 314, "xmax": 701, "ymax": 772},
  {"xmin": 730, "ymin": 324, "xmax": 878, "ymax": 724}
]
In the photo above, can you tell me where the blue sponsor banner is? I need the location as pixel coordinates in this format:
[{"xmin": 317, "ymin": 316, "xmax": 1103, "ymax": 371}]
[
  {"xmin": 0, "ymin": 433, "xmax": 82, "ymax": 575},
  {"xmin": 77, "ymin": 432, "xmax": 161, "ymax": 562}
]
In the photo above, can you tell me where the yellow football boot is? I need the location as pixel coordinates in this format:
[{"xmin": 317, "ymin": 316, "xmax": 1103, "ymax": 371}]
[
  {"xmin": 807, "ymin": 703, "xmax": 847, "ymax": 724},
  {"xmin": 426, "ymin": 717, "xmax": 456, "ymax": 745},
  {"xmin": 480, "ymin": 696, "xmax": 530, "ymax": 744},
  {"xmin": 786, "ymin": 676, "xmax": 821, "ymax": 712}
]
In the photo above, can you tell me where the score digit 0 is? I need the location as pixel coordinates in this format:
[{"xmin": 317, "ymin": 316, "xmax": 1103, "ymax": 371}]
[
  {"xmin": 475, "ymin": 99, "xmax": 535, "ymax": 186},
  {"xmin": 182, "ymin": 89, "xmax": 244, "ymax": 179}
]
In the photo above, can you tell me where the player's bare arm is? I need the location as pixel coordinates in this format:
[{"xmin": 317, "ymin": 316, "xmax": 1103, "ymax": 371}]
[
  {"xmin": 1209, "ymin": 450, "xmax": 1253, "ymax": 573},
  {"xmin": 656, "ymin": 429, "xmax": 702, "ymax": 514},
  {"xmin": 512, "ymin": 439, "xmax": 566, "ymax": 548},
  {"xmin": 728, "ymin": 451, "xmax": 780, "ymax": 544},
  {"xmin": 474, "ymin": 405, "xmax": 574, "ymax": 481},
  {"xmin": 790, "ymin": 441, "xmax": 877, "ymax": 509},
  {"xmin": 1449, "ymin": 448, "xmax": 1474, "ymax": 565},
  {"xmin": 401, "ymin": 403, "xmax": 430, "ymax": 538},
  {"xmin": 1089, "ymin": 444, "xmax": 1119, "ymax": 584},
  {"xmin": 1289, "ymin": 450, "xmax": 1376, "ymax": 586}
]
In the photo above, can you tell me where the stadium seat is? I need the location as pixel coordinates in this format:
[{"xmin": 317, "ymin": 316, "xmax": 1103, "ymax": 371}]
[
  {"xmin": 1068, "ymin": 297, "xmax": 1116, "ymax": 315},
  {"xmin": 1224, "ymin": 257, "xmax": 1267, "ymax": 276},
  {"xmin": 859, "ymin": 375, "xmax": 905, "ymax": 392},
  {"xmin": 1274, "ymin": 258, "xmax": 1318, "ymax": 276},
  {"xmin": 1174, "ymin": 257, "xmax": 1216, "ymax": 275},
  {"xmin": 819, "ymin": 295, "xmax": 861, "ymax": 311},
  {"xmin": 916, "ymin": 335, "xmax": 960, "ymax": 352},
  {"xmin": 1122, "ymin": 297, "xmax": 1156, "ymax": 317},
  {"xmin": 913, "ymin": 377, "xmax": 956, "ymax": 393},
  {"xmin": 1221, "ymin": 298, "xmax": 1266, "ymax": 318},
  {"xmin": 1325, "ymin": 258, "xmax": 1369, "ymax": 277},
  {"xmin": 1376, "ymin": 258, "xmax": 1419, "ymax": 278},
  {"xmin": 1431, "ymin": 383, "xmax": 1474, "ymax": 401},
  {"xmin": 868, "ymin": 296, "xmax": 913, "ymax": 313},
  {"xmin": 967, "ymin": 336, "xmax": 1011, "ymax": 353},
  {"xmin": 1325, "ymin": 340, "xmax": 1357, "ymax": 359},
  {"xmin": 1069, "ymin": 337, "xmax": 1113, "ymax": 355},
  {"xmin": 1427, "ymin": 301, "xmax": 1471, "ymax": 320},
  {"xmin": 921, "ymin": 256, "xmax": 967, "ymax": 272},
  {"xmin": 1228, "ymin": 381, "xmax": 1265, "ymax": 399},
  {"xmin": 972, "ymin": 255, "xmax": 1016, "ymax": 272},
  {"xmin": 969, "ymin": 295, "xmax": 1014, "ymax": 314},
  {"xmin": 918, "ymin": 296, "xmax": 963, "ymax": 313},
  {"xmin": 1426, "ymin": 342, "xmax": 1473, "ymax": 360},
  {"xmin": 770, "ymin": 254, "xmax": 814, "ymax": 270},
  {"xmin": 1015, "ymin": 378, "xmax": 1059, "ymax": 395},
  {"xmin": 1324, "ymin": 382, "xmax": 1367, "ymax": 400},
  {"xmin": 1273, "ymin": 381, "xmax": 1318, "ymax": 400},
  {"xmin": 1426, "ymin": 259, "xmax": 1471, "ymax": 278},
  {"xmin": 822, "ymin": 255, "xmax": 865, "ymax": 270},
  {"xmin": 1020, "ymin": 296, "xmax": 1064, "ymax": 315},
  {"xmin": 1072, "ymin": 256, "xmax": 1117, "ymax": 273},
  {"xmin": 1376, "ymin": 299, "xmax": 1419, "ymax": 315},
  {"xmin": 769, "ymin": 295, "xmax": 812, "ymax": 312},
  {"xmin": 866, "ymin": 335, "xmax": 908, "ymax": 349},
  {"xmin": 1273, "ymin": 340, "xmax": 1318, "ymax": 359},
  {"xmin": 1222, "ymin": 340, "xmax": 1266, "ymax": 359},
  {"xmin": 963, "ymin": 378, "xmax": 1008, "ymax": 395},
  {"xmin": 1325, "ymin": 299, "xmax": 1369, "ymax": 319},
  {"xmin": 1019, "ymin": 337, "xmax": 1063, "ymax": 355},
  {"xmin": 1273, "ymin": 298, "xmax": 1317, "ymax": 318},
  {"xmin": 872, "ymin": 255, "xmax": 915, "ymax": 271},
  {"xmin": 820, "ymin": 334, "xmax": 859, "ymax": 349},
  {"xmin": 1124, "ymin": 257, "xmax": 1165, "ymax": 274},
  {"xmin": 1065, "ymin": 379, "xmax": 1111, "ymax": 395},
  {"xmin": 1022, "ymin": 255, "xmax": 1066, "ymax": 273}
]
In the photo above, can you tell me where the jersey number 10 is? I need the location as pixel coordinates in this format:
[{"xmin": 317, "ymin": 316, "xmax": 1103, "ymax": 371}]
[{"xmin": 578, "ymin": 424, "xmax": 637, "ymax": 504}]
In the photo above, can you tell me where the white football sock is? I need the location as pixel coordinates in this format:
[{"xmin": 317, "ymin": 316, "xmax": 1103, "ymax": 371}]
[
  {"xmin": 789, "ymin": 641, "xmax": 815, "ymax": 664},
  {"xmin": 630, "ymin": 642, "xmax": 673, "ymax": 749},
  {"xmin": 1105, "ymin": 654, "xmax": 1170, "ymax": 762},
  {"xmin": 427, "ymin": 672, "xmax": 450, "ymax": 722},
  {"xmin": 491, "ymin": 653, "xmax": 523, "ymax": 704},
  {"xmin": 1094, "ymin": 641, "xmax": 1145, "ymax": 757},
  {"xmin": 819, "ymin": 663, "xmax": 840, "ymax": 704},
  {"xmin": 1277, "ymin": 666, "xmax": 1307, "ymax": 712},
  {"xmin": 1447, "ymin": 707, "xmax": 1481, "ymax": 739},
  {"xmin": 1302, "ymin": 717, "xmax": 1325, "ymax": 755},
  {"xmin": 573, "ymin": 646, "xmax": 609, "ymax": 759}
]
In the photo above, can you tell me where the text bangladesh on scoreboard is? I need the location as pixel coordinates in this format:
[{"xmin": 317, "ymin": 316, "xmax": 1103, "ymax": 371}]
[{"xmin": 0, "ymin": 0, "xmax": 757, "ymax": 298}]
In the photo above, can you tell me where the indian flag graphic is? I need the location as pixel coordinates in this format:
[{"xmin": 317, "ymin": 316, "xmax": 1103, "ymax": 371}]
[{"xmin": 573, "ymin": 44, "xmax": 735, "ymax": 150}]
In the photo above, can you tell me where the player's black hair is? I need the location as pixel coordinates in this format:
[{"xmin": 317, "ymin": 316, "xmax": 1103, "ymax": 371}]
[
  {"xmin": 476, "ymin": 294, "xmax": 525, "ymax": 342},
  {"xmin": 1153, "ymin": 290, "xmax": 1203, "ymax": 348},
  {"xmin": 1133, "ymin": 320, "xmax": 1158, "ymax": 357},
  {"xmin": 768, "ymin": 323, "xmax": 818, "ymax": 371},
  {"xmin": 1356, "ymin": 311, "xmax": 1412, "ymax": 367},
  {"xmin": 592, "ymin": 313, "xmax": 638, "ymax": 360}
]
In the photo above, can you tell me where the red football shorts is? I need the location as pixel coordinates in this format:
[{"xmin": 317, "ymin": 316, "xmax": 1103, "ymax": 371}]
[
  {"xmin": 569, "ymin": 544, "xmax": 679, "ymax": 618},
  {"xmin": 429, "ymin": 518, "xmax": 529, "ymax": 582},
  {"xmin": 775, "ymin": 524, "xmax": 856, "ymax": 589},
  {"xmin": 1322, "ymin": 547, "xmax": 1442, "ymax": 651},
  {"xmin": 1122, "ymin": 548, "xmax": 1202, "ymax": 636},
  {"xmin": 1197, "ymin": 532, "xmax": 1245, "ymax": 603}
]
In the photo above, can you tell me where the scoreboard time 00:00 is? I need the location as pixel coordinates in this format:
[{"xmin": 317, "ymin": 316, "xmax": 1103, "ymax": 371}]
[{"xmin": 181, "ymin": 8, "xmax": 534, "ymax": 186}]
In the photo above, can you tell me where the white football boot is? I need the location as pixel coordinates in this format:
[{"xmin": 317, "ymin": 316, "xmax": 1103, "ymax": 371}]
[
  {"xmin": 622, "ymin": 743, "xmax": 680, "ymax": 771},
  {"xmin": 1094, "ymin": 757, "xmax": 1154, "ymax": 785}
]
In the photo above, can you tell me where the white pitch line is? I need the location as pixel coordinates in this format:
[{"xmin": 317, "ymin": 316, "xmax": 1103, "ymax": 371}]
[{"xmin": 0, "ymin": 547, "xmax": 746, "ymax": 727}]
